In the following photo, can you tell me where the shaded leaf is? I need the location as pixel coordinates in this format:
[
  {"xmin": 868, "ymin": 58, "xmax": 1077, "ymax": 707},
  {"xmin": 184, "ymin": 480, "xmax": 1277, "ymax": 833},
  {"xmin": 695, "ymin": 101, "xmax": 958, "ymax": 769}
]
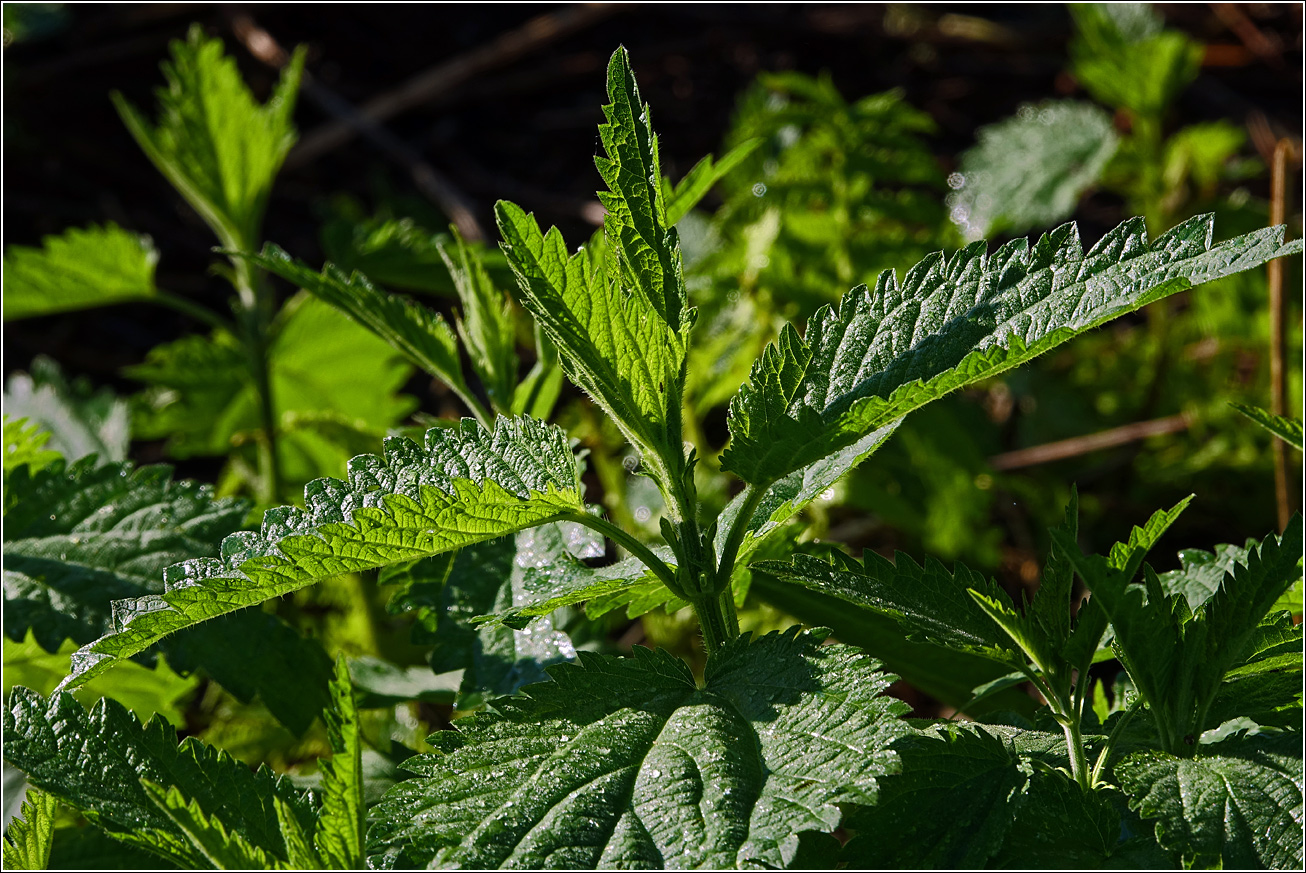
[
  {"xmin": 1232, "ymin": 402, "xmax": 1304, "ymax": 451},
  {"xmin": 3, "ymin": 688, "xmax": 314, "ymax": 866},
  {"xmin": 1116, "ymin": 732, "xmax": 1303, "ymax": 869}
]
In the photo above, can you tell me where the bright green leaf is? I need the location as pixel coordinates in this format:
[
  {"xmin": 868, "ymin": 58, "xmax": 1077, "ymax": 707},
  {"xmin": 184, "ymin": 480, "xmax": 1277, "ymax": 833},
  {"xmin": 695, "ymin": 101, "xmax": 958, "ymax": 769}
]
[
  {"xmin": 1232, "ymin": 402, "xmax": 1304, "ymax": 451},
  {"xmin": 368, "ymin": 628, "xmax": 909, "ymax": 869},
  {"xmin": 496, "ymin": 201, "xmax": 689, "ymax": 479},
  {"xmin": 440, "ymin": 231, "xmax": 520, "ymax": 415},
  {"xmin": 57, "ymin": 417, "xmax": 586, "ymax": 691},
  {"xmin": 248, "ymin": 245, "xmax": 475, "ymax": 415},
  {"xmin": 2, "ymin": 224, "xmax": 158, "ymax": 321},
  {"xmin": 722, "ymin": 216, "xmax": 1302, "ymax": 487},
  {"xmin": 2, "ymin": 417, "xmax": 60, "ymax": 481},
  {"xmin": 113, "ymin": 25, "xmax": 305, "ymax": 249},
  {"xmin": 3, "ymin": 787, "xmax": 57, "ymax": 870},
  {"xmin": 663, "ymin": 138, "xmax": 762, "ymax": 227},
  {"xmin": 141, "ymin": 780, "xmax": 277, "ymax": 869},
  {"xmin": 315, "ymin": 659, "xmax": 365, "ymax": 870}
]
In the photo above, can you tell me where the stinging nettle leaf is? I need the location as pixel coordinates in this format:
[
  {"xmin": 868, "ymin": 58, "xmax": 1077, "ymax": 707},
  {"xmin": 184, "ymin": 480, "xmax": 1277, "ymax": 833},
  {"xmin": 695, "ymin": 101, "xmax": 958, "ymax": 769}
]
[
  {"xmin": 1231, "ymin": 401, "xmax": 1304, "ymax": 451},
  {"xmin": 4, "ymin": 357, "xmax": 131, "ymax": 465},
  {"xmin": 315, "ymin": 658, "xmax": 365, "ymax": 870},
  {"xmin": 1116, "ymin": 732, "xmax": 1304, "ymax": 870},
  {"xmin": 3, "ymin": 688, "xmax": 314, "ymax": 866},
  {"xmin": 596, "ymin": 46, "xmax": 689, "ymax": 332},
  {"xmin": 2, "ymin": 224, "xmax": 158, "ymax": 321},
  {"xmin": 950, "ymin": 99, "xmax": 1118, "ymax": 240},
  {"xmin": 113, "ymin": 25, "xmax": 305, "ymax": 249},
  {"xmin": 2, "ymin": 786, "xmax": 57, "ymax": 871},
  {"xmin": 367, "ymin": 628, "xmax": 909, "ymax": 869},
  {"xmin": 721, "ymin": 215, "xmax": 1303, "ymax": 487},
  {"xmin": 496, "ymin": 201, "xmax": 689, "ymax": 474},
  {"xmin": 247, "ymin": 245, "xmax": 475, "ymax": 415},
  {"xmin": 56, "ymin": 417, "xmax": 587, "ymax": 692}
]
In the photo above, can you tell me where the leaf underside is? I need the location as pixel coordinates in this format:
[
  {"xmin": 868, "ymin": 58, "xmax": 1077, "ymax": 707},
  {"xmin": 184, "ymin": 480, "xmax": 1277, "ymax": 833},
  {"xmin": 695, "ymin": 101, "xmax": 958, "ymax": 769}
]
[
  {"xmin": 721, "ymin": 215, "xmax": 1302, "ymax": 487},
  {"xmin": 56, "ymin": 417, "xmax": 585, "ymax": 692},
  {"xmin": 368, "ymin": 628, "xmax": 909, "ymax": 870}
]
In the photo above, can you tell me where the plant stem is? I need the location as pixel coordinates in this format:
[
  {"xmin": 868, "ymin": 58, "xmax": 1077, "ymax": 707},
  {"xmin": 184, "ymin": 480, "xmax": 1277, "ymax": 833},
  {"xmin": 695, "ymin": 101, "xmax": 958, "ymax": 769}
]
[
  {"xmin": 155, "ymin": 291, "xmax": 235, "ymax": 334},
  {"xmin": 567, "ymin": 511, "xmax": 680, "ymax": 594},
  {"xmin": 1090, "ymin": 697, "xmax": 1143, "ymax": 788},
  {"xmin": 713, "ymin": 484, "xmax": 768, "ymax": 593},
  {"xmin": 232, "ymin": 246, "xmax": 283, "ymax": 504}
]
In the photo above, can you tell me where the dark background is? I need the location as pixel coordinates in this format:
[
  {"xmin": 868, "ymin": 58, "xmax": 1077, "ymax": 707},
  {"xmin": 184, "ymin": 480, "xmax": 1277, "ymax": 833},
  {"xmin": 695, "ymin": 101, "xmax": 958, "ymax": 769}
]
[{"xmin": 4, "ymin": 2, "xmax": 1303, "ymax": 459}]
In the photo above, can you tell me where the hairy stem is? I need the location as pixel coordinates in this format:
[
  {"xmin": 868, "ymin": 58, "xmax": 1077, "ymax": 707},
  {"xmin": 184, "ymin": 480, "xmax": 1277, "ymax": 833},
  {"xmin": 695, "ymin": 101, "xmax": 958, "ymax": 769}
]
[
  {"xmin": 714, "ymin": 483, "xmax": 768, "ymax": 593},
  {"xmin": 232, "ymin": 248, "xmax": 282, "ymax": 504}
]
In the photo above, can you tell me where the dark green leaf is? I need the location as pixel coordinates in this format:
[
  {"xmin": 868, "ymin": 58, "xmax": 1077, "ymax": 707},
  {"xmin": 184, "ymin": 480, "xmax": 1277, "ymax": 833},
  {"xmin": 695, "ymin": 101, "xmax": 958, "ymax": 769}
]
[
  {"xmin": 1116, "ymin": 732, "xmax": 1303, "ymax": 869},
  {"xmin": 3, "ymin": 688, "xmax": 314, "ymax": 866},
  {"xmin": 1231, "ymin": 402, "xmax": 1304, "ymax": 451},
  {"xmin": 368, "ymin": 628, "xmax": 909, "ymax": 869}
]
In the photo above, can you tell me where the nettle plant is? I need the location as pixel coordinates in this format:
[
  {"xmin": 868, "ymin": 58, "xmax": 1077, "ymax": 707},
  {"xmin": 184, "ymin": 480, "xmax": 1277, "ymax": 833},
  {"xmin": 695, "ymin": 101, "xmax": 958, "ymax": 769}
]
[{"xmin": 5, "ymin": 47, "xmax": 1304, "ymax": 870}]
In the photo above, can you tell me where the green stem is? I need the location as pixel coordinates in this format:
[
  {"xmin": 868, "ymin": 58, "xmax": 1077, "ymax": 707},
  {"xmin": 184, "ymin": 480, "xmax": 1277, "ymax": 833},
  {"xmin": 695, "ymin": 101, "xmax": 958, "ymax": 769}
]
[
  {"xmin": 232, "ymin": 248, "xmax": 282, "ymax": 504},
  {"xmin": 693, "ymin": 586, "xmax": 736, "ymax": 655},
  {"xmin": 155, "ymin": 291, "xmax": 235, "ymax": 334},
  {"xmin": 1090, "ymin": 696, "xmax": 1143, "ymax": 788},
  {"xmin": 714, "ymin": 483, "xmax": 768, "ymax": 592},
  {"xmin": 1060, "ymin": 714, "xmax": 1092, "ymax": 791},
  {"xmin": 566, "ymin": 511, "xmax": 679, "ymax": 594}
]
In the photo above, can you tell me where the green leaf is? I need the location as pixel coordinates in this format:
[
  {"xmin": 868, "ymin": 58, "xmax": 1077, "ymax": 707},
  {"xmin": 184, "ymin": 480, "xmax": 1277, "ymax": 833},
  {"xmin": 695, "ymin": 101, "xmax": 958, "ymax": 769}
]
[
  {"xmin": 596, "ymin": 47, "xmax": 689, "ymax": 332},
  {"xmin": 987, "ymin": 771, "xmax": 1125, "ymax": 869},
  {"xmin": 1116, "ymin": 732, "xmax": 1303, "ymax": 869},
  {"xmin": 1070, "ymin": 3, "xmax": 1202, "ymax": 117},
  {"xmin": 749, "ymin": 571, "xmax": 1038, "ymax": 716},
  {"xmin": 440, "ymin": 231, "xmax": 520, "ymax": 415},
  {"xmin": 141, "ymin": 781, "xmax": 277, "ymax": 869},
  {"xmin": 1158, "ymin": 540, "xmax": 1260, "ymax": 613},
  {"xmin": 345, "ymin": 656, "xmax": 460, "ymax": 709},
  {"xmin": 1056, "ymin": 509, "xmax": 1302, "ymax": 749},
  {"xmin": 715, "ymin": 421, "xmax": 901, "ymax": 564},
  {"xmin": 367, "ymin": 628, "xmax": 909, "ymax": 869},
  {"xmin": 3, "ymin": 688, "xmax": 315, "ymax": 866},
  {"xmin": 418, "ymin": 525, "xmax": 585, "ymax": 707},
  {"xmin": 319, "ymin": 210, "xmax": 456, "ymax": 295},
  {"xmin": 467, "ymin": 535, "xmax": 677, "ymax": 631},
  {"xmin": 113, "ymin": 26, "xmax": 305, "ymax": 248},
  {"xmin": 2, "ymin": 224, "xmax": 158, "ymax": 321},
  {"xmin": 841, "ymin": 724, "xmax": 1033, "ymax": 868},
  {"xmin": 57, "ymin": 417, "xmax": 586, "ymax": 691},
  {"xmin": 315, "ymin": 659, "xmax": 365, "ymax": 870},
  {"xmin": 3, "ymin": 786, "xmax": 57, "ymax": 870},
  {"xmin": 4, "ymin": 356, "xmax": 131, "ymax": 464},
  {"xmin": 755, "ymin": 549, "xmax": 1024, "ymax": 668},
  {"xmin": 2, "ymin": 417, "xmax": 60, "ymax": 481},
  {"xmin": 496, "ymin": 201, "xmax": 689, "ymax": 477},
  {"xmin": 950, "ymin": 100, "xmax": 1118, "ymax": 239},
  {"xmin": 1231, "ymin": 402, "xmax": 1304, "ymax": 450},
  {"xmin": 128, "ymin": 296, "xmax": 416, "ymax": 491},
  {"xmin": 2, "ymin": 438, "xmax": 332, "ymax": 733},
  {"xmin": 3, "ymin": 455, "xmax": 250, "ymax": 652},
  {"xmin": 248, "ymin": 245, "xmax": 475, "ymax": 415},
  {"xmin": 721, "ymin": 215, "xmax": 1302, "ymax": 486},
  {"xmin": 3, "ymin": 630, "xmax": 198, "ymax": 729},
  {"xmin": 1204, "ymin": 670, "xmax": 1302, "ymax": 730},
  {"xmin": 662, "ymin": 138, "xmax": 762, "ymax": 227}
]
